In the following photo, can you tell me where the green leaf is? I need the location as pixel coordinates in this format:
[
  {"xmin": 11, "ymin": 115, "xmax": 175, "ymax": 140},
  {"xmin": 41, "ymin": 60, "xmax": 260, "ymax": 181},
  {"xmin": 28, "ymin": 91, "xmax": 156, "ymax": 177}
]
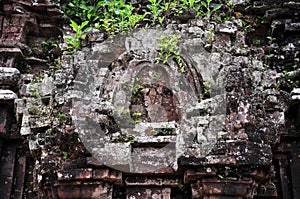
[
  {"xmin": 64, "ymin": 35, "xmax": 75, "ymax": 39},
  {"xmin": 180, "ymin": 67, "xmax": 185, "ymax": 73},
  {"xmin": 114, "ymin": 9, "xmax": 120, "ymax": 15},
  {"xmin": 80, "ymin": 21, "xmax": 89, "ymax": 29},
  {"xmin": 68, "ymin": 2, "xmax": 75, "ymax": 7},
  {"xmin": 87, "ymin": 13, "xmax": 91, "ymax": 20},
  {"xmin": 201, "ymin": 1, "xmax": 207, "ymax": 7},
  {"xmin": 79, "ymin": 4, "xmax": 88, "ymax": 10},
  {"xmin": 190, "ymin": 0, "xmax": 195, "ymax": 7},
  {"xmin": 163, "ymin": 3, "xmax": 169, "ymax": 11},
  {"xmin": 212, "ymin": 5, "xmax": 221, "ymax": 12},
  {"xmin": 70, "ymin": 20, "xmax": 79, "ymax": 32},
  {"xmin": 158, "ymin": 16, "xmax": 164, "ymax": 24},
  {"xmin": 83, "ymin": 27, "xmax": 92, "ymax": 33},
  {"xmin": 73, "ymin": 41, "xmax": 80, "ymax": 48}
]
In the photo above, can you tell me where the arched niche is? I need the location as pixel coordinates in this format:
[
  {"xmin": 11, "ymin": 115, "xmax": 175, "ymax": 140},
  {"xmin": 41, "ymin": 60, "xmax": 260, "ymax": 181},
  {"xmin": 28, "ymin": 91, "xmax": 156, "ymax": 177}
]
[{"xmin": 71, "ymin": 29, "xmax": 225, "ymax": 173}]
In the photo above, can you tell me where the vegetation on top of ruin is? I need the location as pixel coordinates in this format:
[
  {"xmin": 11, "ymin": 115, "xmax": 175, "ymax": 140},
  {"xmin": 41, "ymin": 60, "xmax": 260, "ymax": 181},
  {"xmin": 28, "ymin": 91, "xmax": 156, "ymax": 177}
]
[
  {"xmin": 52, "ymin": 0, "xmax": 237, "ymax": 49},
  {"xmin": 55, "ymin": 0, "xmax": 225, "ymax": 31},
  {"xmin": 49, "ymin": 0, "xmax": 300, "ymax": 99}
]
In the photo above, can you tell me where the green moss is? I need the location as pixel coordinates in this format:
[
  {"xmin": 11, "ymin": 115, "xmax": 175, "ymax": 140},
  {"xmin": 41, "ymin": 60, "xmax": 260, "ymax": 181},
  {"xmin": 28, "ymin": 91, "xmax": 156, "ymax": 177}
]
[{"xmin": 156, "ymin": 34, "xmax": 185, "ymax": 72}]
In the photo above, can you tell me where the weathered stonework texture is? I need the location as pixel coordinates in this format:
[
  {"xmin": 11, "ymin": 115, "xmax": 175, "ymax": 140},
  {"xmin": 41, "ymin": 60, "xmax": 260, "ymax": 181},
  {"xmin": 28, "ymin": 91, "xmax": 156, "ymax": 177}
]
[{"xmin": 0, "ymin": 0, "xmax": 299, "ymax": 198}]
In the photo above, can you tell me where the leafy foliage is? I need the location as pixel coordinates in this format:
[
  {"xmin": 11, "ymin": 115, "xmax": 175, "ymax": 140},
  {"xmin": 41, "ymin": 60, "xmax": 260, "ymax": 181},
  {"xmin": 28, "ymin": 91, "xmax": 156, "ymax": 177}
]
[
  {"xmin": 64, "ymin": 20, "xmax": 91, "ymax": 50},
  {"xmin": 57, "ymin": 0, "xmax": 224, "ymax": 50},
  {"xmin": 156, "ymin": 34, "xmax": 185, "ymax": 72},
  {"xmin": 198, "ymin": 0, "xmax": 221, "ymax": 18}
]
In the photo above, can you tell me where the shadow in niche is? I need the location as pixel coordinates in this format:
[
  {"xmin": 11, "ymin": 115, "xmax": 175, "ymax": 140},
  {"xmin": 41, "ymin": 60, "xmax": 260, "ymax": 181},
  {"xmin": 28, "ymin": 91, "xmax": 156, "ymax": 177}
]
[
  {"xmin": 129, "ymin": 63, "xmax": 182, "ymax": 124},
  {"xmin": 171, "ymin": 186, "xmax": 192, "ymax": 199},
  {"xmin": 130, "ymin": 83, "xmax": 181, "ymax": 123},
  {"xmin": 285, "ymin": 103, "xmax": 300, "ymax": 135},
  {"xmin": 270, "ymin": 91, "xmax": 300, "ymax": 199}
]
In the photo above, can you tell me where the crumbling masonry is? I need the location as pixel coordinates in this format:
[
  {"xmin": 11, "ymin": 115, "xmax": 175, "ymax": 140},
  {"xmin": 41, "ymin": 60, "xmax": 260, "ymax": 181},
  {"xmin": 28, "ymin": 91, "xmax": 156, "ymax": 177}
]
[{"xmin": 0, "ymin": 0, "xmax": 300, "ymax": 198}]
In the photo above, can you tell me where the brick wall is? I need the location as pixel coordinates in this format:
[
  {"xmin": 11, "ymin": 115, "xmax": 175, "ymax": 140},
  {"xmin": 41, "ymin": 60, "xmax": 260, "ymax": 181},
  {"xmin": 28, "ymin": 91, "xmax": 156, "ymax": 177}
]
[{"xmin": 0, "ymin": 0, "xmax": 299, "ymax": 198}]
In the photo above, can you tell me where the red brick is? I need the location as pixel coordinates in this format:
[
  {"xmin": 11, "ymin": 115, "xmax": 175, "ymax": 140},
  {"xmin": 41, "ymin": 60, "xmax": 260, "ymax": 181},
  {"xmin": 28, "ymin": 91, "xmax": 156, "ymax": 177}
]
[
  {"xmin": 126, "ymin": 187, "xmax": 171, "ymax": 199},
  {"xmin": 57, "ymin": 168, "xmax": 92, "ymax": 181},
  {"xmin": 93, "ymin": 169, "xmax": 122, "ymax": 185},
  {"xmin": 56, "ymin": 182, "xmax": 112, "ymax": 199},
  {"xmin": 184, "ymin": 168, "xmax": 216, "ymax": 183}
]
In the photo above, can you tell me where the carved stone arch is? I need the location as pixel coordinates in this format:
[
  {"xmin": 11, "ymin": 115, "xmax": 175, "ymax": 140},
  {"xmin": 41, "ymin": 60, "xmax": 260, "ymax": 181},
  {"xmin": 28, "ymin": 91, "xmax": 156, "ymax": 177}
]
[
  {"xmin": 100, "ymin": 49, "xmax": 206, "ymax": 133},
  {"xmin": 71, "ymin": 29, "xmax": 224, "ymax": 173}
]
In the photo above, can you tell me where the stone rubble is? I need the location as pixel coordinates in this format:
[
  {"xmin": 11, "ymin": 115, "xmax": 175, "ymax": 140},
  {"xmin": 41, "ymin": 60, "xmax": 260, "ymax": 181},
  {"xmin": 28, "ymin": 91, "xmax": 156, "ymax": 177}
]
[{"xmin": 0, "ymin": 0, "xmax": 299, "ymax": 198}]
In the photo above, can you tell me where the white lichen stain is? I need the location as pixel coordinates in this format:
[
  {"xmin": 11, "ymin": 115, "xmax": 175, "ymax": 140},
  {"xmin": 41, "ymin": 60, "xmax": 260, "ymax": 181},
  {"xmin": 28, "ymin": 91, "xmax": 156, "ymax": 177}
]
[{"xmin": 206, "ymin": 167, "xmax": 212, "ymax": 172}]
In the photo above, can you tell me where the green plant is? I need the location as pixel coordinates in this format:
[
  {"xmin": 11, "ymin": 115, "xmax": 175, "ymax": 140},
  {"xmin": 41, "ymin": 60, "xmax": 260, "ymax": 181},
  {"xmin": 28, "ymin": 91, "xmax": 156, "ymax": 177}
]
[
  {"xmin": 260, "ymin": 185, "xmax": 267, "ymax": 193},
  {"xmin": 253, "ymin": 39, "xmax": 261, "ymax": 46},
  {"xmin": 156, "ymin": 34, "xmax": 185, "ymax": 72},
  {"xmin": 154, "ymin": 73, "xmax": 161, "ymax": 80},
  {"xmin": 198, "ymin": 0, "xmax": 221, "ymax": 18},
  {"xmin": 29, "ymin": 84, "xmax": 40, "ymax": 98},
  {"xmin": 134, "ymin": 119, "xmax": 142, "ymax": 124},
  {"xmin": 218, "ymin": 174, "xmax": 224, "ymax": 179},
  {"xmin": 257, "ymin": 16, "xmax": 267, "ymax": 24},
  {"xmin": 186, "ymin": 0, "xmax": 196, "ymax": 8},
  {"xmin": 41, "ymin": 40, "xmax": 58, "ymax": 48},
  {"xmin": 265, "ymin": 23, "xmax": 277, "ymax": 46},
  {"xmin": 227, "ymin": 0, "xmax": 233, "ymax": 8},
  {"xmin": 57, "ymin": 112, "xmax": 66, "ymax": 123},
  {"xmin": 119, "ymin": 4, "xmax": 138, "ymax": 31},
  {"xmin": 204, "ymin": 87, "xmax": 210, "ymax": 95},
  {"xmin": 177, "ymin": 183, "xmax": 185, "ymax": 191},
  {"xmin": 163, "ymin": 128, "xmax": 176, "ymax": 135},
  {"xmin": 241, "ymin": 20, "xmax": 253, "ymax": 35},
  {"xmin": 62, "ymin": 151, "xmax": 68, "ymax": 160},
  {"xmin": 106, "ymin": 2, "xmax": 129, "ymax": 31},
  {"xmin": 61, "ymin": 0, "xmax": 101, "ymax": 25},
  {"xmin": 180, "ymin": 0, "xmax": 200, "ymax": 11},
  {"xmin": 59, "ymin": 0, "xmax": 226, "ymax": 50},
  {"xmin": 147, "ymin": 0, "xmax": 163, "ymax": 25},
  {"xmin": 152, "ymin": 128, "xmax": 176, "ymax": 135},
  {"xmin": 64, "ymin": 20, "xmax": 91, "ymax": 50},
  {"xmin": 222, "ymin": 16, "xmax": 231, "ymax": 21},
  {"xmin": 264, "ymin": 53, "xmax": 275, "ymax": 67},
  {"xmin": 55, "ymin": 148, "xmax": 69, "ymax": 160},
  {"xmin": 62, "ymin": 0, "xmax": 147, "ymax": 44},
  {"xmin": 275, "ymin": 82, "xmax": 281, "ymax": 90},
  {"xmin": 215, "ymin": 0, "xmax": 235, "ymax": 21},
  {"xmin": 35, "ymin": 107, "xmax": 51, "ymax": 116},
  {"xmin": 132, "ymin": 85, "xmax": 144, "ymax": 96},
  {"xmin": 129, "ymin": 12, "xmax": 147, "ymax": 29},
  {"xmin": 226, "ymin": 0, "xmax": 234, "ymax": 16},
  {"xmin": 99, "ymin": 1, "xmax": 146, "ymax": 34},
  {"xmin": 204, "ymin": 28, "xmax": 214, "ymax": 50},
  {"xmin": 132, "ymin": 112, "xmax": 142, "ymax": 117},
  {"xmin": 123, "ymin": 135, "xmax": 135, "ymax": 143},
  {"xmin": 268, "ymin": 182, "xmax": 276, "ymax": 187},
  {"xmin": 41, "ymin": 40, "xmax": 59, "ymax": 60},
  {"xmin": 218, "ymin": 131, "xmax": 227, "ymax": 136},
  {"xmin": 55, "ymin": 58, "xmax": 62, "ymax": 70},
  {"xmin": 267, "ymin": 36, "xmax": 276, "ymax": 43}
]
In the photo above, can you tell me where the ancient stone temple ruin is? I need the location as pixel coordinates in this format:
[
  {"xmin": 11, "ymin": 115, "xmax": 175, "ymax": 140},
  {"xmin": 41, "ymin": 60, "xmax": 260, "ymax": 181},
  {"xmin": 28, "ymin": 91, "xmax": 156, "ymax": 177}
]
[{"xmin": 0, "ymin": 0, "xmax": 299, "ymax": 198}]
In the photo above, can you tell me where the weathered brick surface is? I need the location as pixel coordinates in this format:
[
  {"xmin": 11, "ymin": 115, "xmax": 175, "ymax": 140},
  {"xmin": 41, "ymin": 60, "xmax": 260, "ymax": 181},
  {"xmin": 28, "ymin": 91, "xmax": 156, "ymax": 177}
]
[
  {"xmin": 0, "ymin": 0, "xmax": 299, "ymax": 198},
  {"xmin": 0, "ymin": 106, "xmax": 14, "ymax": 138},
  {"xmin": 56, "ymin": 181, "xmax": 112, "ymax": 199},
  {"xmin": 126, "ymin": 187, "xmax": 171, "ymax": 199},
  {"xmin": 0, "ymin": 0, "xmax": 63, "ymax": 198},
  {"xmin": 0, "ymin": 142, "xmax": 18, "ymax": 198}
]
